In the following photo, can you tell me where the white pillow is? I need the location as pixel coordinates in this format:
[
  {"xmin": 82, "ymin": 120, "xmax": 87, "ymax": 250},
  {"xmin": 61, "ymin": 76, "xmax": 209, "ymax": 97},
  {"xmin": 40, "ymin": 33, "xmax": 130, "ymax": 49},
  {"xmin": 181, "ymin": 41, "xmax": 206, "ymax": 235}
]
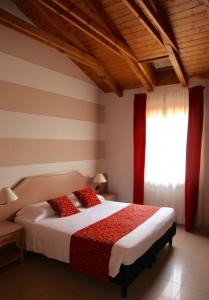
[
  {"xmin": 16, "ymin": 201, "xmax": 55, "ymax": 222},
  {"xmin": 67, "ymin": 194, "xmax": 82, "ymax": 208},
  {"xmin": 67, "ymin": 193, "xmax": 104, "ymax": 207},
  {"xmin": 97, "ymin": 194, "xmax": 105, "ymax": 202}
]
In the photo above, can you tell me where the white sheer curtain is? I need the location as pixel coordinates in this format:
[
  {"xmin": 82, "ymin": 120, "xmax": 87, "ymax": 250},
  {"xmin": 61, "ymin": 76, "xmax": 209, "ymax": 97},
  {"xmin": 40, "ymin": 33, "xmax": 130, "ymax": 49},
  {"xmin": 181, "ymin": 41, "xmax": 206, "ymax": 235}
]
[{"xmin": 144, "ymin": 88, "xmax": 189, "ymax": 223}]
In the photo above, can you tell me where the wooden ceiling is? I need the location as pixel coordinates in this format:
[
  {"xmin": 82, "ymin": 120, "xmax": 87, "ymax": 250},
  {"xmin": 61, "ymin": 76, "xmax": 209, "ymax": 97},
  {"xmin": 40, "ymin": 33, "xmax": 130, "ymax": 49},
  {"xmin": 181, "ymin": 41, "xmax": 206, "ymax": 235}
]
[{"xmin": 1, "ymin": 0, "xmax": 209, "ymax": 96}]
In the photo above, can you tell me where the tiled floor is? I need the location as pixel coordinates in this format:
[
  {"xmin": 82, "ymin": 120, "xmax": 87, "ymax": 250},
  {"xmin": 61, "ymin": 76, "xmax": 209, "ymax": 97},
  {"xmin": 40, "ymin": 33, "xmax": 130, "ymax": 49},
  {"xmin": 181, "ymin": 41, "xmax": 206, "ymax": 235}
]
[
  {"xmin": 0, "ymin": 225, "xmax": 209, "ymax": 300},
  {"xmin": 129, "ymin": 226, "xmax": 209, "ymax": 300}
]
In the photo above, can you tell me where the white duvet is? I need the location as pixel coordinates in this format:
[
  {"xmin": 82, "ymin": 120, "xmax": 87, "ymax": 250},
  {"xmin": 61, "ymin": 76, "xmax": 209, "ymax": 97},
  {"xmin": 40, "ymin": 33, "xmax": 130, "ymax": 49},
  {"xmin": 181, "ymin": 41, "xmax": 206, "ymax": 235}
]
[{"xmin": 15, "ymin": 200, "xmax": 175, "ymax": 277}]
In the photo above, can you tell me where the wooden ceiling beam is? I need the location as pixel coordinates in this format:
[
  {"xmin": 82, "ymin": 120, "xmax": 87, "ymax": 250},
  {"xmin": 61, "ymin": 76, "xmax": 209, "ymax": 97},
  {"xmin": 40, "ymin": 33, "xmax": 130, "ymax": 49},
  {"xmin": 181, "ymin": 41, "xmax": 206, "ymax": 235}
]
[
  {"xmin": 0, "ymin": 8, "xmax": 100, "ymax": 69},
  {"xmin": 38, "ymin": 0, "xmax": 153, "ymax": 91},
  {"xmin": 86, "ymin": 0, "xmax": 154, "ymax": 89},
  {"xmin": 37, "ymin": 0, "xmax": 121, "ymax": 58},
  {"xmin": 0, "ymin": 6, "xmax": 122, "ymax": 96},
  {"xmin": 40, "ymin": 0, "xmax": 136, "ymax": 61},
  {"xmin": 19, "ymin": 0, "xmax": 122, "ymax": 97},
  {"xmin": 139, "ymin": 55, "xmax": 169, "ymax": 63},
  {"xmin": 165, "ymin": 44, "xmax": 187, "ymax": 86},
  {"xmin": 122, "ymin": 0, "xmax": 164, "ymax": 48},
  {"xmin": 28, "ymin": 0, "xmax": 87, "ymax": 51},
  {"xmin": 123, "ymin": 56, "xmax": 154, "ymax": 90},
  {"xmin": 151, "ymin": 0, "xmax": 187, "ymax": 86},
  {"xmin": 199, "ymin": 0, "xmax": 209, "ymax": 17},
  {"xmin": 124, "ymin": 0, "xmax": 187, "ymax": 86},
  {"xmin": 136, "ymin": 0, "xmax": 179, "ymax": 52},
  {"xmin": 85, "ymin": 0, "xmax": 126, "ymax": 43}
]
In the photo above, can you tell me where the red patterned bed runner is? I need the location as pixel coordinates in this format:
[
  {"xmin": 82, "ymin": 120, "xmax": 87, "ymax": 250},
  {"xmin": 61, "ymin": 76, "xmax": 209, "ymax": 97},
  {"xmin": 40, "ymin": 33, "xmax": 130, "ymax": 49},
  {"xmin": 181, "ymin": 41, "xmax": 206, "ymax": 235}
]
[{"xmin": 70, "ymin": 204, "xmax": 159, "ymax": 282}]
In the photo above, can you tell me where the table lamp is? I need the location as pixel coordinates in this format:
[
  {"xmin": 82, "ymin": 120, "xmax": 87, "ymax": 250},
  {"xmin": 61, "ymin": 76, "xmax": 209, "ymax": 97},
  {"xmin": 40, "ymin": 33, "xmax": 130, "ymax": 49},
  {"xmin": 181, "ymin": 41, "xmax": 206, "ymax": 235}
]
[
  {"xmin": 93, "ymin": 173, "xmax": 107, "ymax": 193},
  {"xmin": 0, "ymin": 187, "xmax": 18, "ymax": 205}
]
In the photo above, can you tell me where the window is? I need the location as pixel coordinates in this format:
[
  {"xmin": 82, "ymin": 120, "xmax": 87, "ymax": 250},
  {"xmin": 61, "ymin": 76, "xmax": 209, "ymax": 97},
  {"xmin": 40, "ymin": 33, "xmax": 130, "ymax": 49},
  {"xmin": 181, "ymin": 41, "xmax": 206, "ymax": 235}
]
[{"xmin": 144, "ymin": 92, "xmax": 188, "ymax": 188}]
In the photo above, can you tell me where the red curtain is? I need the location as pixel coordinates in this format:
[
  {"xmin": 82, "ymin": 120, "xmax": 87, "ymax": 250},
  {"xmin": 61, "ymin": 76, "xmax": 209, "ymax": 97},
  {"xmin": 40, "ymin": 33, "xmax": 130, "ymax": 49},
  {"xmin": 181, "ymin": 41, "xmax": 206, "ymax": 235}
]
[
  {"xmin": 133, "ymin": 93, "xmax": 147, "ymax": 204},
  {"xmin": 185, "ymin": 86, "xmax": 204, "ymax": 231}
]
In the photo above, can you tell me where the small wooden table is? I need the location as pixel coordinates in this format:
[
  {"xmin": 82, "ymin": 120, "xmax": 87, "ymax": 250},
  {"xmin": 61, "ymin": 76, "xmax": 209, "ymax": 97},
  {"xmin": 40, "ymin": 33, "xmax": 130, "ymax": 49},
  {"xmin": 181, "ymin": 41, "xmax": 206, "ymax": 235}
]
[
  {"xmin": 99, "ymin": 192, "xmax": 117, "ymax": 201},
  {"xmin": 0, "ymin": 221, "xmax": 24, "ymax": 268}
]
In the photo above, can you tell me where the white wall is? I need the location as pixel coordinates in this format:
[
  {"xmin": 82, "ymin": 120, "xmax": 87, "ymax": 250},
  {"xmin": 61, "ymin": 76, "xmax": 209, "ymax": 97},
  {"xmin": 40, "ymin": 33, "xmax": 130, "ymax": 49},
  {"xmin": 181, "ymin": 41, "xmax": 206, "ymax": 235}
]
[{"xmin": 104, "ymin": 88, "xmax": 142, "ymax": 202}]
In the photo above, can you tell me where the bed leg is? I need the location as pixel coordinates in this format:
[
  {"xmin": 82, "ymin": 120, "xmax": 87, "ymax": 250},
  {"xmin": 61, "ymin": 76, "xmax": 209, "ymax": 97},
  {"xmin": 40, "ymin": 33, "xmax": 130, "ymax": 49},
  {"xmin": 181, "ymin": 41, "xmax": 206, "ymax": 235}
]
[
  {"xmin": 146, "ymin": 253, "xmax": 157, "ymax": 268},
  {"xmin": 121, "ymin": 285, "xmax": 127, "ymax": 298},
  {"xmin": 147, "ymin": 262, "xmax": 152, "ymax": 268},
  {"xmin": 169, "ymin": 239, "xmax": 173, "ymax": 246}
]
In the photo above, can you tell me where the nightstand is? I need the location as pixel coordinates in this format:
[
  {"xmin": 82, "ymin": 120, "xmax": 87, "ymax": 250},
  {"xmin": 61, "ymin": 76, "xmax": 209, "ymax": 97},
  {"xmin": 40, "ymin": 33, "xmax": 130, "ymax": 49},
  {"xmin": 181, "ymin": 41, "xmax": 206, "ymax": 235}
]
[
  {"xmin": 0, "ymin": 221, "xmax": 24, "ymax": 268},
  {"xmin": 100, "ymin": 192, "xmax": 117, "ymax": 201}
]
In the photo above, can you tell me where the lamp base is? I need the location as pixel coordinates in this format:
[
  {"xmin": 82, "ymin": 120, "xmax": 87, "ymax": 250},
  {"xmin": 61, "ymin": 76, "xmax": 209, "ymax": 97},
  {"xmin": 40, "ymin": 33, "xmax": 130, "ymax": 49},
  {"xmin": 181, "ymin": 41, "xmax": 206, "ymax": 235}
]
[{"xmin": 95, "ymin": 185, "xmax": 100, "ymax": 193}]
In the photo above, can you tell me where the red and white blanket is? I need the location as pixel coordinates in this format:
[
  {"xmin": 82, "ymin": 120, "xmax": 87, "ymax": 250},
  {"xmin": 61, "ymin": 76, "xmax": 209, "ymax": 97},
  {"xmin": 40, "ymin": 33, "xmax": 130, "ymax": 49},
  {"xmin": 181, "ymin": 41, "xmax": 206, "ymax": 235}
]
[{"xmin": 70, "ymin": 204, "xmax": 159, "ymax": 281}]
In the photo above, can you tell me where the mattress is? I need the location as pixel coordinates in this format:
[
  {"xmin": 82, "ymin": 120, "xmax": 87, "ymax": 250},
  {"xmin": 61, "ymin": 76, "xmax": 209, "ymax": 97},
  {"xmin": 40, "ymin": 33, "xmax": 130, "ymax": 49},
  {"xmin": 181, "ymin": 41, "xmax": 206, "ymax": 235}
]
[{"xmin": 15, "ymin": 200, "xmax": 175, "ymax": 277}]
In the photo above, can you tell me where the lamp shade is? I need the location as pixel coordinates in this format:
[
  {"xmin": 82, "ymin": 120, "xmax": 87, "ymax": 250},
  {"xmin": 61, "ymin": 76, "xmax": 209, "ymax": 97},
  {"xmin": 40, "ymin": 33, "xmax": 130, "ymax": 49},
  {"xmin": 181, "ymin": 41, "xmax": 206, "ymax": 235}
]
[
  {"xmin": 93, "ymin": 173, "xmax": 107, "ymax": 184},
  {"xmin": 4, "ymin": 187, "xmax": 18, "ymax": 203}
]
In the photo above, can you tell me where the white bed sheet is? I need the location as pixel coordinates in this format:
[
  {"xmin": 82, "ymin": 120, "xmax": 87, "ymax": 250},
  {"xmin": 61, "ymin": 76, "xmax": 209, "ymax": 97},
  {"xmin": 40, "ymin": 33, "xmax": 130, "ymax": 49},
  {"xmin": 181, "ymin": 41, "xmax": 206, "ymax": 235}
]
[{"xmin": 15, "ymin": 200, "xmax": 175, "ymax": 277}]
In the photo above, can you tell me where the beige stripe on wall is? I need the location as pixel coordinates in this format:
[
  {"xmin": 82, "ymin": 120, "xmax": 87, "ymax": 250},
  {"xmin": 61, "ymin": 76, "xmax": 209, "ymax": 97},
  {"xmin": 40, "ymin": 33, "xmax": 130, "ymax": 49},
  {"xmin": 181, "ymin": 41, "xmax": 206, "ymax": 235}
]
[
  {"xmin": 0, "ymin": 139, "xmax": 105, "ymax": 166},
  {"xmin": 0, "ymin": 81, "xmax": 104, "ymax": 123},
  {"xmin": 0, "ymin": 23, "xmax": 105, "ymax": 190},
  {"xmin": 0, "ymin": 110, "xmax": 105, "ymax": 140},
  {"xmin": 0, "ymin": 52, "xmax": 100, "ymax": 103},
  {"xmin": 0, "ymin": 159, "xmax": 106, "ymax": 187},
  {"xmin": 0, "ymin": 25, "xmax": 93, "ymax": 84}
]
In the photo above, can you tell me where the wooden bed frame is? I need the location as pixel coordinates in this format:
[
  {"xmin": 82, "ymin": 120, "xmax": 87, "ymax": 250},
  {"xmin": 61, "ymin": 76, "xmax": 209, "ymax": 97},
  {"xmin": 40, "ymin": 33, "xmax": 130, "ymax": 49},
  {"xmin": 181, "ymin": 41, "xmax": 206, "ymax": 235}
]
[
  {"xmin": 0, "ymin": 171, "xmax": 176, "ymax": 297},
  {"xmin": 0, "ymin": 171, "xmax": 90, "ymax": 222}
]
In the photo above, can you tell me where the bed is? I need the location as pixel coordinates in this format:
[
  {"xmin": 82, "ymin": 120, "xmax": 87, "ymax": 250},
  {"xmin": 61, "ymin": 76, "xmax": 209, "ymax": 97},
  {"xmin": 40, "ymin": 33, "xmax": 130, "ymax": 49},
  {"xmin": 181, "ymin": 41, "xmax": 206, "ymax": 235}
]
[{"xmin": 0, "ymin": 171, "xmax": 176, "ymax": 297}]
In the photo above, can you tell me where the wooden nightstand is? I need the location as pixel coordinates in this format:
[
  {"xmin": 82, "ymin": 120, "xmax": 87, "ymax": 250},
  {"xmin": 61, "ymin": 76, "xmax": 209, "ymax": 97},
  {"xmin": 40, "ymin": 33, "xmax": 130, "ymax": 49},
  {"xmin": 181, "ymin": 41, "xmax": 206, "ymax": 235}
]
[
  {"xmin": 0, "ymin": 221, "xmax": 24, "ymax": 268},
  {"xmin": 99, "ymin": 192, "xmax": 117, "ymax": 201}
]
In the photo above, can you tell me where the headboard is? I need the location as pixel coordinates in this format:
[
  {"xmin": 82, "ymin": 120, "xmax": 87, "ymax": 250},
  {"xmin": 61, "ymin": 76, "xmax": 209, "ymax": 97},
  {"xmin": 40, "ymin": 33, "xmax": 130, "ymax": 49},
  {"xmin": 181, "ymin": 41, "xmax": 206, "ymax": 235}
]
[{"xmin": 0, "ymin": 171, "xmax": 90, "ymax": 222}]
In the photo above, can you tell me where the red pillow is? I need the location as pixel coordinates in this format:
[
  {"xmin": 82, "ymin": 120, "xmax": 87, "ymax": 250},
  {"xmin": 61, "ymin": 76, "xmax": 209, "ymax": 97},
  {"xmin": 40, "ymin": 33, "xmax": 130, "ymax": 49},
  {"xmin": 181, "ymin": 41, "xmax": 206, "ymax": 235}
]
[
  {"xmin": 48, "ymin": 195, "xmax": 80, "ymax": 217},
  {"xmin": 73, "ymin": 187, "xmax": 101, "ymax": 208}
]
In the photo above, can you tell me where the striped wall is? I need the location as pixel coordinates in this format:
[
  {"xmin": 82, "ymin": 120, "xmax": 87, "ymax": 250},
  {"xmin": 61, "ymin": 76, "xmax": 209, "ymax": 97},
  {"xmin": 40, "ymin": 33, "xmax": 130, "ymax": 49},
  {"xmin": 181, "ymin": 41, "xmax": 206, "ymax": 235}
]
[{"xmin": 0, "ymin": 17, "xmax": 105, "ymax": 188}]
